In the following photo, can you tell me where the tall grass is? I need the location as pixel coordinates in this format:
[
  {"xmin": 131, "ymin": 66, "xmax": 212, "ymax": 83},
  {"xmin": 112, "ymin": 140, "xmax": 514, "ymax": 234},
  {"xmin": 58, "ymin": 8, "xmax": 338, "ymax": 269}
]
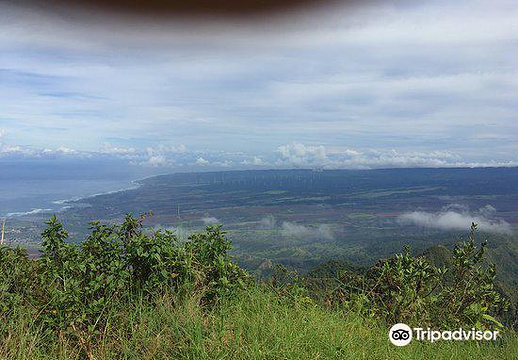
[{"xmin": 1, "ymin": 286, "xmax": 516, "ymax": 360}]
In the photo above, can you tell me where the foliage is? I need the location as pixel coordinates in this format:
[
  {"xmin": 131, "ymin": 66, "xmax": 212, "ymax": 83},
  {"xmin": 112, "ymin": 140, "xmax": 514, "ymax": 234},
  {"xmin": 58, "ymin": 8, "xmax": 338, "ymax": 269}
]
[
  {"xmin": 0, "ymin": 214, "xmax": 248, "ymax": 339},
  {"xmin": 0, "ymin": 217, "xmax": 514, "ymax": 359},
  {"xmin": 437, "ymin": 223, "xmax": 509, "ymax": 328},
  {"xmin": 308, "ymin": 223, "xmax": 509, "ymax": 328},
  {"xmin": 0, "ymin": 247, "xmax": 38, "ymax": 314}
]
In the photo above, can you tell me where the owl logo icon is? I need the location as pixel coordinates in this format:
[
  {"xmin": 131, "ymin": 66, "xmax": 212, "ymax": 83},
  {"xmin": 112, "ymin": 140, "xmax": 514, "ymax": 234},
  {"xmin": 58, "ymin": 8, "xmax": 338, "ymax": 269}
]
[{"xmin": 389, "ymin": 323, "xmax": 413, "ymax": 346}]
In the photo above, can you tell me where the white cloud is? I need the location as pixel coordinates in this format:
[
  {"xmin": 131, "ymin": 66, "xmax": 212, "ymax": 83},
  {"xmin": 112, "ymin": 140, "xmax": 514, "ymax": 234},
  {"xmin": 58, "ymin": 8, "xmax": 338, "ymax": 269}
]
[
  {"xmin": 242, "ymin": 156, "xmax": 267, "ymax": 166},
  {"xmin": 41, "ymin": 146, "xmax": 93, "ymax": 158},
  {"xmin": 258, "ymin": 214, "xmax": 276, "ymax": 229},
  {"xmin": 0, "ymin": 135, "xmax": 515, "ymax": 171},
  {"xmin": 201, "ymin": 217, "xmax": 220, "ymax": 225},
  {"xmin": 196, "ymin": 157, "xmax": 210, "ymax": 166},
  {"xmin": 277, "ymin": 142, "xmax": 328, "ymax": 168},
  {"xmin": 146, "ymin": 144, "xmax": 186, "ymax": 156},
  {"xmin": 281, "ymin": 221, "xmax": 334, "ymax": 240},
  {"xmin": 275, "ymin": 143, "xmax": 518, "ymax": 169},
  {"xmin": 137, "ymin": 144, "xmax": 188, "ymax": 167},
  {"xmin": 142, "ymin": 155, "xmax": 171, "ymax": 167},
  {"xmin": 398, "ymin": 204, "xmax": 512, "ymax": 235},
  {"xmin": 257, "ymin": 215, "xmax": 334, "ymax": 239},
  {"xmin": 54, "ymin": 146, "xmax": 77, "ymax": 154},
  {"xmin": 213, "ymin": 160, "xmax": 233, "ymax": 167},
  {"xmin": 100, "ymin": 142, "xmax": 137, "ymax": 155},
  {"xmin": 0, "ymin": 145, "xmax": 34, "ymax": 157},
  {"xmin": 0, "ymin": 145, "xmax": 82, "ymax": 158}
]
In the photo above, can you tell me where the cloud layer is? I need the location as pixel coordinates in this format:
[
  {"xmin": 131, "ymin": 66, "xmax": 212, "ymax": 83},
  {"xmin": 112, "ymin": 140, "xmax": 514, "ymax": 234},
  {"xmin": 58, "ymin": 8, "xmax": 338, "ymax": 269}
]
[
  {"xmin": 1, "ymin": 0, "xmax": 517, "ymax": 169},
  {"xmin": 282, "ymin": 222, "xmax": 334, "ymax": 240},
  {"xmin": 1, "ymin": 137, "xmax": 516, "ymax": 171},
  {"xmin": 257, "ymin": 215, "xmax": 334, "ymax": 239},
  {"xmin": 398, "ymin": 205, "xmax": 512, "ymax": 234},
  {"xmin": 201, "ymin": 216, "xmax": 220, "ymax": 225}
]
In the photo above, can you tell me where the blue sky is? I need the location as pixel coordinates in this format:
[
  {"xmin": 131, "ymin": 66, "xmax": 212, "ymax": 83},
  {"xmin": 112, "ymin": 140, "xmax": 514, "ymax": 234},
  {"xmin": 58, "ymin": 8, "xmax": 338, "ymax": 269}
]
[{"xmin": 1, "ymin": 0, "xmax": 517, "ymax": 172}]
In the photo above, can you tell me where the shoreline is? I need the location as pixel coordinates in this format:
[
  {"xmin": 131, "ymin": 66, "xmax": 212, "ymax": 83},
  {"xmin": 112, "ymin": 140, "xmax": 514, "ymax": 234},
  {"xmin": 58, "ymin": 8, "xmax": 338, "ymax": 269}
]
[
  {"xmin": 3, "ymin": 179, "xmax": 143, "ymax": 219},
  {"xmin": 54, "ymin": 179, "xmax": 142, "ymax": 206}
]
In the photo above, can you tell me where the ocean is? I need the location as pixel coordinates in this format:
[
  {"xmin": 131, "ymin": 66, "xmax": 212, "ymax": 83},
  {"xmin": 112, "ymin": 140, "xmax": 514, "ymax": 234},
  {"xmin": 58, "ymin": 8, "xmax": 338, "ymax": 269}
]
[
  {"xmin": 0, "ymin": 179, "xmax": 139, "ymax": 218},
  {"xmin": 0, "ymin": 158, "xmax": 152, "ymax": 218}
]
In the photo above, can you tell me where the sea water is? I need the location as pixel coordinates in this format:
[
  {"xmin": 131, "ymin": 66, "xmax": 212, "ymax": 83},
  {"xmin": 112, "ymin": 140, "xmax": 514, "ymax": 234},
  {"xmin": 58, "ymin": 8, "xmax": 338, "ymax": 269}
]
[{"xmin": 0, "ymin": 178, "xmax": 139, "ymax": 217}]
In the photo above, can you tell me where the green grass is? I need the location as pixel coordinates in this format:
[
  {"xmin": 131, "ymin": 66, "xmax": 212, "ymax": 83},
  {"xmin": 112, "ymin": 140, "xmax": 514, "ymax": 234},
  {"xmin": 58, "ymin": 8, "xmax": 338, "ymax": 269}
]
[{"xmin": 2, "ymin": 287, "xmax": 516, "ymax": 360}]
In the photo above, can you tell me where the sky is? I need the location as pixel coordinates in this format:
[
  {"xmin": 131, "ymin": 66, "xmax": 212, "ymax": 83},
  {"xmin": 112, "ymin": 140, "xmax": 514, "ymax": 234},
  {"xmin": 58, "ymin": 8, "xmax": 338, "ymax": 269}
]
[{"xmin": 1, "ymin": 0, "xmax": 517, "ymax": 172}]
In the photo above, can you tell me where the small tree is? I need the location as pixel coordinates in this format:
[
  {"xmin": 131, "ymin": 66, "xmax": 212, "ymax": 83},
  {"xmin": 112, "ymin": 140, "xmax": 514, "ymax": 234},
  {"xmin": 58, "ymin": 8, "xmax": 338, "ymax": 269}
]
[
  {"xmin": 436, "ymin": 223, "xmax": 508, "ymax": 328},
  {"xmin": 329, "ymin": 223, "xmax": 508, "ymax": 328}
]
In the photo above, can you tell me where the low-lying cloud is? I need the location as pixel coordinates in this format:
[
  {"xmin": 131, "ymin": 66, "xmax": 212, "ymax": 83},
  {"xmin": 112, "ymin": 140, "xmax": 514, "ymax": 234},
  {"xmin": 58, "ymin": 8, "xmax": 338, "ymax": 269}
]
[
  {"xmin": 258, "ymin": 214, "xmax": 276, "ymax": 229},
  {"xmin": 257, "ymin": 215, "xmax": 334, "ymax": 239},
  {"xmin": 398, "ymin": 204, "xmax": 512, "ymax": 235},
  {"xmin": 201, "ymin": 216, "xmax": 220, "ymax": 225},
  {"xmin": 281, "ymin": 221, "xmax": 334, "ymax": 240}
]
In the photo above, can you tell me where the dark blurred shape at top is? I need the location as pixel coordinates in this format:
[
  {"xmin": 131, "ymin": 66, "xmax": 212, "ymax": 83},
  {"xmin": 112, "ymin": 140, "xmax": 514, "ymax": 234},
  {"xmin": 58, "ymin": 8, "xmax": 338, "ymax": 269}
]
[{"xmin": 22, "ymin": 0, "xmax": 346, "ymax": 19}]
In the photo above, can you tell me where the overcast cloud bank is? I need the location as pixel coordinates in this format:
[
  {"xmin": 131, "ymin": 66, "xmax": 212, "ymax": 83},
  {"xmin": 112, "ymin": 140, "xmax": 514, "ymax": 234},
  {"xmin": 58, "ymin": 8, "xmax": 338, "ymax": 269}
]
[{"xmin": 0, "ymin": 0, "xmax": 517, "ymax": 168}]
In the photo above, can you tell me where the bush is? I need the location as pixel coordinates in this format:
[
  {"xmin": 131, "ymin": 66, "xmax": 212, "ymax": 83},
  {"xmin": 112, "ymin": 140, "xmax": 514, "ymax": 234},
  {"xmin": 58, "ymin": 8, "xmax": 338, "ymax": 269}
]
[
  {"xmin": 0, "ymin": 214, "xmax": 248, "ymax": 338},
  {"xmin": 309, "ymin": 223, "xmax": 509, "ymax": 329},
  {"xmin": 0, "ymin": 247, "xmax": 39, "ymax": 315}
]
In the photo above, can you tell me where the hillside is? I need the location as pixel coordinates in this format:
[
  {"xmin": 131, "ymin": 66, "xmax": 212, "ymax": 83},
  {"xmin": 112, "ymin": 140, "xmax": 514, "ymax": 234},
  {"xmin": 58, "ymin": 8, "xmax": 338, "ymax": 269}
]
[{"xmin": 1, "ymin": 216, "xmax": 516, "ymax": 359}]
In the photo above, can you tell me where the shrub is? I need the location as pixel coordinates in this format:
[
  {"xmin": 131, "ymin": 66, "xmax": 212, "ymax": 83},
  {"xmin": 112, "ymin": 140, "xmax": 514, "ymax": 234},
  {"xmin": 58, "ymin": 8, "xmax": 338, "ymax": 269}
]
[
  {"xmin": 435, "ymin": 223, "xmax": 509, "ymax": 328},
  {"xmin": 0, "ymin": 246, "xmax": 38, "ymax": 315},
  {"xmin": 0, "ymin": 214, "xmax": 249, "ymax": 338},
  {"xmin": 311, "ymin": 223, "xmax": 509, "ymax": 329}
]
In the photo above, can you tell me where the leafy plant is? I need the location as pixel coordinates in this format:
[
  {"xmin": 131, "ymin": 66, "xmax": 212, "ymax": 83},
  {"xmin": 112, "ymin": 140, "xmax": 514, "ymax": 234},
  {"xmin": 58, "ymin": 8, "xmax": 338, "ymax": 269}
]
[
  {"xmin": 436, "ymin": 223, "xmax": 509, "ymax": 328},
  {"xmin": 310, "ymin": 223, "xmax": 509, "ymax": 328},
  {"xmin": 1, "ymin": 214, "xmax": 248, "ymax": 340}
]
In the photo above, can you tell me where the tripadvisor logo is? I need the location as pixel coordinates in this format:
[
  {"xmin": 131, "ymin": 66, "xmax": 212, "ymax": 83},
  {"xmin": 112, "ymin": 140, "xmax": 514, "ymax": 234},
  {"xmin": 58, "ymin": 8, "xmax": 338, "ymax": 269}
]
[
  {"xmin": 389, "ymin": 323, "xmax": 412, "ymax": 346},
  {"xmin": 389, "ymin": 323, "xmax": 499, "ymax": 346}
]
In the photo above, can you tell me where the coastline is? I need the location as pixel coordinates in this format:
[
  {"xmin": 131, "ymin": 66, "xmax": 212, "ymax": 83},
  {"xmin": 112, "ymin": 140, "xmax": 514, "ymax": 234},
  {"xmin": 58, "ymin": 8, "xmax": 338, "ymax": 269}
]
[
  {"xmin": 3, "ymin": 179, "xmax": 143, "ymax": 219},
  {"xmin": 54, "ymin": 179, "xmax": 143, "ymax": 206}
]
